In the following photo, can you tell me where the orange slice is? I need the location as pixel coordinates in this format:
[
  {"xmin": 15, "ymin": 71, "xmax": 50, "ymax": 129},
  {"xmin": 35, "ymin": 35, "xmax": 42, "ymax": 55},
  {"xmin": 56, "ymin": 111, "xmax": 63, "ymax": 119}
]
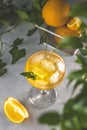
[
  {"xmin": 67, "ymin": 17, "xmax": 82, "ymax": 31},
  {"xmin": 4, "ymin": 97, "xmax": 29, "ymax": 123}
]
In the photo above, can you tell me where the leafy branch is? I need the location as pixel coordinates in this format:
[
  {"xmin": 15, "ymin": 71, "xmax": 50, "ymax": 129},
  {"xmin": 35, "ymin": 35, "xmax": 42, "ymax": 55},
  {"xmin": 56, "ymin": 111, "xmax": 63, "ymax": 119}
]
[
  {"xmin": 0, "ymin": 0, "xmax": 47, "ymax": 76},
  {"xmin": 38, "ymin": 2, "xmax": 87, "ymax": 130}
]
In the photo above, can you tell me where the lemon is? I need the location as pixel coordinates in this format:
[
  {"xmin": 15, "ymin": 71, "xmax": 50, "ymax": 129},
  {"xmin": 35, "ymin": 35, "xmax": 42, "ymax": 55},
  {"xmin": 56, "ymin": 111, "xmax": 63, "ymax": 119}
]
[{"xmin": 4, "ymin": 97, "xmax": 29, "ymax": 123}]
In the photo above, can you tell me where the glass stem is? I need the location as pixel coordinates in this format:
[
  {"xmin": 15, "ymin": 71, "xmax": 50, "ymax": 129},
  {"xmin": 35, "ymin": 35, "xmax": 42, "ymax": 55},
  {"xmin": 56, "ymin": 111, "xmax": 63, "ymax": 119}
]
[{"xmin": 40, "ymin": 90, "xmax": 49, "ymax": 95}]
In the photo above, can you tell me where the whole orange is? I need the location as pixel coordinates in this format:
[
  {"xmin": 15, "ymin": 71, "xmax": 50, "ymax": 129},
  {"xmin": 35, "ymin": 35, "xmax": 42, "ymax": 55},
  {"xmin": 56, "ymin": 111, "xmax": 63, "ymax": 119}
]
[
  {"xmin": 54, "ymin": 26, "xmax": 79, "ymax": 43},
  {"xmin": 42, "ymin": 0, "xmax": 70, "ymax": 27}
]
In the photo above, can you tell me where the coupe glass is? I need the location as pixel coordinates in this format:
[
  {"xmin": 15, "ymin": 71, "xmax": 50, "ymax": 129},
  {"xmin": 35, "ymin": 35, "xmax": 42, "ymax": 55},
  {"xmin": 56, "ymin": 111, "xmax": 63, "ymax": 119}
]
[{"xmin": 25, "ymin": 50, "xmax": 65, "ymax": 108}]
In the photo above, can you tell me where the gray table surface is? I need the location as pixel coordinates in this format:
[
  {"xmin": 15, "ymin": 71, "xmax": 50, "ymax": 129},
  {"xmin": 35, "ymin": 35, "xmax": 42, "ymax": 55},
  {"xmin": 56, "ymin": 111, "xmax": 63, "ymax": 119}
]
[{"xmin": 0, "ymin": 21, "xmax": 81, "ymax": 130}]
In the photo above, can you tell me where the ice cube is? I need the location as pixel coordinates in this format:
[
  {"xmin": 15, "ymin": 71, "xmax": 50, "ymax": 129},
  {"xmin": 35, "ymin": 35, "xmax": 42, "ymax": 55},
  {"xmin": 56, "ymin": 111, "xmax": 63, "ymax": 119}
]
[
  {"xmin": 57, "ymin": 61, "xmax": 65, "ymax": 72},
  {"xmin": 35, "ymin": 80, "xmax": 48, "ymax": 88},
  {"xmin": 50, "ymin": 71, "xmax": 59, "ymax": 83},
  {"xmin": 32, "ymin": 54, "xmax": 44, "ymax": 63},
  {"xmin": 41, "ymin": 59, "xmax": 55, "ymax": 72},
  {"xmin": 30, "ymin": 66, "xmax": 49, "ymax": 79}
]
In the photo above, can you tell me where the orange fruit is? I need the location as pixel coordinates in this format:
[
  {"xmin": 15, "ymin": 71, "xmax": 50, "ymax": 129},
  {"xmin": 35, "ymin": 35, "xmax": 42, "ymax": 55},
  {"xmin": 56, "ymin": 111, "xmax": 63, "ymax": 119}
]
[
  {"xmin": 4, "ymin": 97, "xmax": 29, "ymax": 123},
  {"xmin": 54, "ymin": 26, "xmax": 79, "ymax": 43},
  {"xmin": 42, "ymin": 0, "xmax": 70, "ymax": 27},
  {"xmin": 67, "ymin": 17, "xmax": 82, "ymax": 31}
]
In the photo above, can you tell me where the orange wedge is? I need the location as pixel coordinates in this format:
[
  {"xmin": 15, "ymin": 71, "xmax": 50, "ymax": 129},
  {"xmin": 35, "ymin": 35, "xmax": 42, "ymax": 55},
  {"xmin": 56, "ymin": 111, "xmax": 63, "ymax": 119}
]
[
  {"xmin": 67, "ymin": 17, "xmax": 82, "ymax": 31},
  {"xmin": 4, "ymin": 97, "xmax": 29, "ymax": 123}
]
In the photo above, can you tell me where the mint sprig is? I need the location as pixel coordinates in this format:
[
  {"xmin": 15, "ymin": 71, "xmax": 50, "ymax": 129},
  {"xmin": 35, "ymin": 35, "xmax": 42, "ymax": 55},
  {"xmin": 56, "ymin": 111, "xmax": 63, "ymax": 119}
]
[{"xmin": 21, "ymin": 71, "xmax": 37, "ymax": 80}]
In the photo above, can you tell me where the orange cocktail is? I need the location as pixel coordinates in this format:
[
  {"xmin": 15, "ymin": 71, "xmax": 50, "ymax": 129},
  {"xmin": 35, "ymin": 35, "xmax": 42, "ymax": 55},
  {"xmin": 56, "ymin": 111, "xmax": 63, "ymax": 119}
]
[
  {"xmin": 25, "ymin": 50, "xmax": 65, "ymax": 108},
  {"xmin": 25, "ymin": 50, "xmax": 65, "ymax": 90}
]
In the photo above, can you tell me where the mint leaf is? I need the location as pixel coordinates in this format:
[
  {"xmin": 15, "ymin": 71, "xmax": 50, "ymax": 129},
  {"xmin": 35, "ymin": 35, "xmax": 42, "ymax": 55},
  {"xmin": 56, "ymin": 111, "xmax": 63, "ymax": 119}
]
[
  {"xmin": 21, "ymin": 71, "xmax": 37, "ymax": 80},
  {"xmin": 9, "ymin": 46, "xmax": 26, "ymax": 64}
]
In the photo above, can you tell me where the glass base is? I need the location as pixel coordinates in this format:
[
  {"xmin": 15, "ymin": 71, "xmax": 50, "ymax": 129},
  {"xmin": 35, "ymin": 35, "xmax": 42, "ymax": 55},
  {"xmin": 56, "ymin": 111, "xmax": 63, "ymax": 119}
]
[{"xmin": 29, "ymin": 87, "xmax": 57, "ymax": 109}]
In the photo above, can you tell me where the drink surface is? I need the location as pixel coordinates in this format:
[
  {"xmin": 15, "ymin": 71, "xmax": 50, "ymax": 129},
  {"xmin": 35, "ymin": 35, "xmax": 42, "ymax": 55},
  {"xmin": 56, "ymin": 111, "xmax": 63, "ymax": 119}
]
[{"xmin": 25, "ymin": 50, "xmax": 65, "ymax": 90}]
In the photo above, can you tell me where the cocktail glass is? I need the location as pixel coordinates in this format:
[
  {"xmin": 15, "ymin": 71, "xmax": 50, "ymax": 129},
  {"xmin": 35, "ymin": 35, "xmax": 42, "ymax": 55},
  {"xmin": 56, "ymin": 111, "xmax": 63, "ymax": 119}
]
[{"xmin": 25, "ymin": 50, "xmax": 65, "ymax": 108}]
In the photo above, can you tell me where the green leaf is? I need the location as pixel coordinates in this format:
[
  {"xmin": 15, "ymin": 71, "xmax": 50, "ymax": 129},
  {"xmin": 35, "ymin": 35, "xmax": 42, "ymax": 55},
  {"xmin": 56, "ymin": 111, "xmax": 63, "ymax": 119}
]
[
  {"xmin": 73, "ymin": 101, "xmax": 87, "ymax": 115},
  {"xmin": 72, "ymin": 103, "xmax": 87, "ymax": 128},
  {"xmin": 77, "ymin": 52, "xmax": 87, "ymax": 68},
  {"xmin": 38, "ymin": 111, "xmax": 61, "ymax": 125},
  {"xmin": 79, "ymin": 82, "xmax": 87, "ymax": 99},
  {"xmin": 15, "ymin": 10, "xmax": 29, "ymax": 21},
  {"xmin": 79, "ymin": 47, "xmax": 87, "ymax": 56},
  {"xmin": 9, "ymin": 46, "xmax": 26, "ymax": 64},
  {"xmin": 79, "ymin": 23, "xmax": 87, "ymax": 30},
  {"xmin": 0, "ymin": 19, "xmax": 9, "ymax": 25},
  {"xmin": 61, "ymin": 117, "xmax": 81, "ymax": 130},
  {"xmin": 62, "ymin": 117, "xmax": 81, "ymax": 130},
  {"xmin": 62, "ymin": 91, "xmax": 87, "ymax": 129},
  {"xmin": 72, "ymin": 79, "xmax": 84, "ymax": 94},
  {"xmin": 63, "ymin": 99, "xmax": 77, "ymax": 120},
  {"xmin": 0, "ymin": 59, "xmax": 7, "ymax": 76},
  {"xmin": 68, "ymin": 70, "xmax": 85, "ymax": 81},
  {"xmin": 28, "ymin": 7, "xmax": 43, "ymax": 25},
  {"xmin": 59, "ymin": 36, "xmax": 83, "ymax": 49},
  {"xmin": 12, "ymin": 38, "xmax": 24, "ymax": 47},
  {"xmin": 70, "ymin": 2, "xmax": 87, "ymax": 24},
  {"xmin": 81, "ymin": 29, "xmax": 87, "ymax": 43},
  {"xmin": 27, "ymin": 27, "xmax": 37, "ymax": 36},
  {"xmin": 33, "ymin": 0, "xmax": 47, "ymax": 10},
  {"xmin": 40, "ymin": 0, "xmax": 48, "ymax": 8},
  {"xmin": 33, "ymin": 0, "xmax": 41, "ymax": 10},
  {"xmin": 0, "ymin": 0, "xmax": 3, "ymax": 5},
  {"xmin": 21, "ymin": 71, "xmax": 37, "ymax": 80}
]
